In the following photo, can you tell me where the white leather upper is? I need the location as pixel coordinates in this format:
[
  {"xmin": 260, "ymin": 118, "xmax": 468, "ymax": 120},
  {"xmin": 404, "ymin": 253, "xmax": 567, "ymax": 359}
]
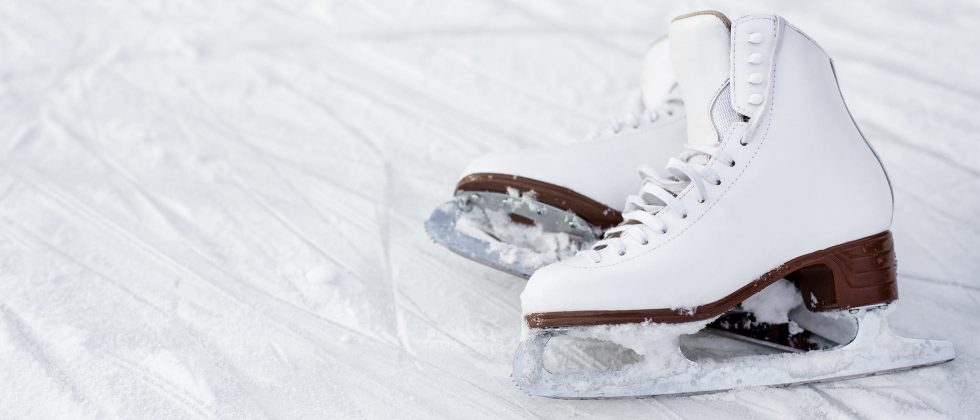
[
  {"xmin": 670, "ymin": 13, "xmax": 731, "ymax": 146},
  {"xmin": 522, "ymin": 14, "xmax": 894, "ymax": 314},
  {"xmin": 461, "ymin": 116, "xmax": 686, "ymax": 211}
]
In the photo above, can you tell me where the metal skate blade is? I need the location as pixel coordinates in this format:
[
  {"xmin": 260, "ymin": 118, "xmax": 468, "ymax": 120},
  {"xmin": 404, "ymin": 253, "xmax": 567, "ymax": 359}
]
[
  {"xmin": 424, "ymin": 192, "xmax": 598, "ymax": 278},
  {"xmin": 513, "ymin": 306, "xmax": 955, "ymax": 398}
]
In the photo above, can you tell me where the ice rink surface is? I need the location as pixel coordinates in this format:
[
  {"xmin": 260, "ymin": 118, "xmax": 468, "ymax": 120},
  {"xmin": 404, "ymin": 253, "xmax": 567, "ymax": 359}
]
[{"xmin": 0, "ymin": 1, "xmax": 977, "ymax": 418}]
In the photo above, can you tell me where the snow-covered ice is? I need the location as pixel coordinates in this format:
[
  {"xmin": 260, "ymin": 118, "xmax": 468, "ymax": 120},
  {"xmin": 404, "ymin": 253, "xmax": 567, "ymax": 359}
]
[{"xmin": 0, "ymin": 0, "xmax": 977, "ymax": 418}]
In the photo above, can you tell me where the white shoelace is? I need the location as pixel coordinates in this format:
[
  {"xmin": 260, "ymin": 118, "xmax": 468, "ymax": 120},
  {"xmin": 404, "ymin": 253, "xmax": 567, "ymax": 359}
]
[
  {"xmin": 585, "ymin": 90, "xmax": 684, "ymax": 141},
  {"xmin": 585, "ymin": 122, "xmax": 749, "ymax": 263}
]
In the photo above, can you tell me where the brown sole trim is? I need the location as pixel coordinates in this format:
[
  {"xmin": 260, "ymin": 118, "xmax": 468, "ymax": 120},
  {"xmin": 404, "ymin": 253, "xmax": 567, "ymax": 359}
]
[
  {"xmin": 525, "ymin": 231, "xmax": 898, "ymax": 328},
  {"xmin": 456, "ymin": 173, "xmax": 622, "ymax": 229}
]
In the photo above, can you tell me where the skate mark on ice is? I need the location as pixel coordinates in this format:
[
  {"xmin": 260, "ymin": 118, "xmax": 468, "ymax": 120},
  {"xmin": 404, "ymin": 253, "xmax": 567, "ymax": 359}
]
[
  {"xmin": 901, "ymin": 273, "xmax": 980, "ymax": 293},
  {"xmin": 7, "ymin": 172, "xmax": 532, "ymax": 414},
  {"xmin": 808, "ymin": 386, "xmax": 868, "ymax": 420},
  {"xmin": 638, "ymin": 399, "xmax": 685, "ymax": 420},
  {"xmin": 815, "ymin": 378, "xmax": 947, "ymax": 418},
  {"xmin": 280, "ymin": 38, "xmax": 565, "ymax": 148},
  {"xmin": 15, "ymin": 172, "xmax": 390, "ymax": 344},
  {"xmin": 0, "ymin": 214, "xmax": 166, "ymax": 313},
  {"xmin": 859, "ymin": 120, "xmax": 980, "ymax": 178},
  {"xmin": 893, "ymin": 184, "xmax": 979, "ymax": 234},
  {"xmin": 0, "ymin": 304, "xmax": 103, "ymax": 417},
  {"xmin": 488, "ymin": 0, "xmax": 647, "ymax": 57},
  {"xmin": 103, "ymin": 353, "xmax": 218, "ymax": 420},
  {"xmin": 191, "ymin": 126, "xmax": 386, "ymax": 266},
  {"xmin": 392, "ymin": 290, "xmax": 498, "ymax": 360},
  {"xmin": 833, "ymin": 50, "xmax": 980, "ymax": 104},
  {"xmin": 39, "ymin": 113, "xmax": 186, "ymax": 237}
]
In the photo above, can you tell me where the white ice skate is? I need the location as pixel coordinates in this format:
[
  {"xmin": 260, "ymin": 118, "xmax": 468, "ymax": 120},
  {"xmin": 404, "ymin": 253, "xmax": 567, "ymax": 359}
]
[
  {"xmin": 425, "ymin": 37, "xmax": 687, "ymax": 277},
  {"xmin": 513, "ymin": 11, "xmax": 955, "ymax": 398}
]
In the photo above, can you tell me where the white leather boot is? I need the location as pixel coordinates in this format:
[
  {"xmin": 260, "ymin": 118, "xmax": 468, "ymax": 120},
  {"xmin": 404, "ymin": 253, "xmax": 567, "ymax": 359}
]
[
  {"xmin": 513, "ymin": 11, "xmax": 954, "ymax": 398},
  {"xmin": 425, "ymin": 37, "xmax": 687, "ymax": 277}
]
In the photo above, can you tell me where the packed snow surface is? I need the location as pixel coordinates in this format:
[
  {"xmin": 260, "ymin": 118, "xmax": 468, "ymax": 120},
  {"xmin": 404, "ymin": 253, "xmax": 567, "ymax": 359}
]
[{"xmin": 0, "ymin": 0, "xmax": 978, "ymax": 419}]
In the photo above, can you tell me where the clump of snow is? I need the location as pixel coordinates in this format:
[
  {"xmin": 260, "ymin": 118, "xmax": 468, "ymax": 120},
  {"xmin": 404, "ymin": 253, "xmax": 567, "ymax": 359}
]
[
  {"xmin": 505, "ymin": 186, "xmax": 544, "ymax": 214},
  {"xmin": 484, "ymin": 209, "xmax": 582, "ymax": 263},
  {"xmin": 674, "ymin": 306, "xmax": 697, "ymax": 316},
  {"xmin": 740, "ymin": 279, "xmax": 803, "ymax": 324},
  {"xmin": 788, "ymin": 320, "xmax": 804, "ymax": 336}
]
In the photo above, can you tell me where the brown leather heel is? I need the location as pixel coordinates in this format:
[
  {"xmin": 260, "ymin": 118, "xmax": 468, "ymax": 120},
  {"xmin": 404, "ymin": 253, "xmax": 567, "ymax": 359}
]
[{"xmin": 788, "ymin": 231, "xmax": 898, "ymax": 312}]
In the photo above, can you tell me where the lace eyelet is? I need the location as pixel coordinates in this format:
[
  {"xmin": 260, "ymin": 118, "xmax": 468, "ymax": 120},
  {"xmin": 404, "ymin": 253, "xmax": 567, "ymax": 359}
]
[
  {"xmin": 714, "ymin": 179, "xmax": 722, "ymax": 186},
  {"xmin": 698, "ymin": 199, "xmax": 705, "ymax": 203},
  {"xmin": 640, "ymin": 240, "xmax": 649, "ymax": 245},
  {"xmin": 618, "ymin": 251, "xmax": 626, "ymax": 256},
  {"xmin": 740, "ymin": 141, "xmax": 748, "ymax": 147},
  {"xmin": 661, "ymin": 228, "xmax": 668, "ymax": 234},
  {"xmin": 729, "ymin": 160, "xmax": 736, "ymax": 167},
  {"xmin": 682, "ymin": 213, "xmax": 688, "ymax": 219}
]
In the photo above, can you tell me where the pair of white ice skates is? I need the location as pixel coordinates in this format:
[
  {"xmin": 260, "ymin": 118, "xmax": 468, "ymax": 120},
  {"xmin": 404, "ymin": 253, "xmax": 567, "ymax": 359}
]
[{"xmin": 426, "ymin": 11, "xmax": 955, "ymax": 398}]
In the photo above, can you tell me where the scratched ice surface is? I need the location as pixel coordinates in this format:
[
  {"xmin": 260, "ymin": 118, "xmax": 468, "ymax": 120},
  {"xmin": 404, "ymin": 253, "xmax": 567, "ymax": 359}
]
[{"xmin": 0, "ymin": 1, "xmax": 976, "ymax": 418}]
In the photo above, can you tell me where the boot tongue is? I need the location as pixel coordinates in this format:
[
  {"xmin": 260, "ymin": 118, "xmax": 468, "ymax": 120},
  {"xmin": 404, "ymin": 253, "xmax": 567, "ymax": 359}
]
[
  {"xmin": 640, "ymin": 37, "xmax": 675, "ymax": 109},
  {"xmin": 669, "ymin": 11, "xmax": 733, "ymax": 148}
]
